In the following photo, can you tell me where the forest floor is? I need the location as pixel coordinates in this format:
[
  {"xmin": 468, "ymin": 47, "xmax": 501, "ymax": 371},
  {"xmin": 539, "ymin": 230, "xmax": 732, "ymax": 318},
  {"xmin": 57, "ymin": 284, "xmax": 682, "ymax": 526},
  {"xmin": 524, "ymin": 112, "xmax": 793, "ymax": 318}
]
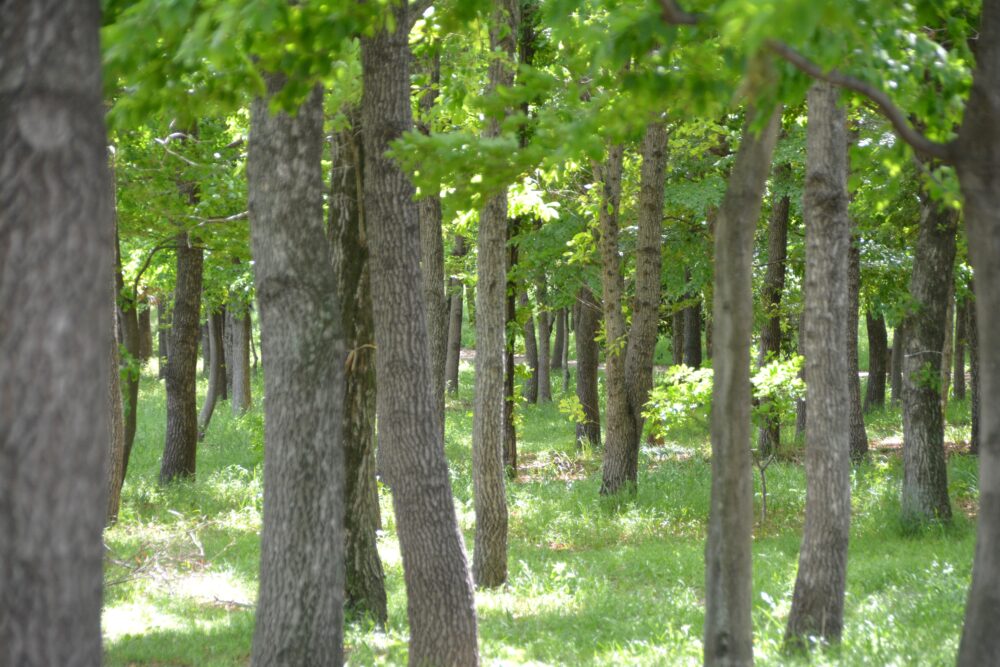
[{"xmin": 103, "ymin": 359, "xmax": 978, "ymax": 666}]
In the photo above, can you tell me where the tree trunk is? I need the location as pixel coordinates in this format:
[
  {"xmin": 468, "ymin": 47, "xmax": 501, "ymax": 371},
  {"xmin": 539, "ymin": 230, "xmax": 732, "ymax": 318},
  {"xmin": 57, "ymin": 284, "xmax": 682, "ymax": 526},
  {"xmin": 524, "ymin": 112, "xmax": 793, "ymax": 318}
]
[
  {"xmin": 953, "ymin": 296, "xmax": 967, "ymax": 401},
  {"xmin": 704, "ymin": 106, "xmax": 781, "ymax": 667},
  {"xmin": 863, "ymin": 311, "xmax": 888, "ymax": 412},
  {"xmin": 847, "ymin": 237, "xmax": 869, "ymax": 460},
  {"xmin": 552, "ymin": 306, "xmax": 565, "ymax": 370},
  {"xmin": 671, "ymin": 308, "xmax": 685, "ymax": 365},
  {"xmin": 138, "ymin": 301, "xmax": 153, "ymax": 361},
  {"xmin": 221, "ymin": 303, "xmax": 232, "ymax": 399},
  {"xmin": 361, "ymin": 6, "xmax": 479, "ymax": 663},
  {"xmin": 561, "ymin": 307, "xmax": 571, "ymax": 393},
  {"xmin": 108, "ymin": 294, "xmax": 126, "ymax": 525},
  {"xmin": 160, "ymin": 233, "xmax": 203, "ymax": 483},
  {"xmin": 899, "ymin": 198, "xmax": 956, "ymax": 525},
  {"xmin": 967, "ymin": 284, "xmax": 979, "ymax": 455},
  {"xmin": 520, "ymin": 291, "xmax": 539, "ymax": 403},
  {"xmin": 537, "ymin": 281, "xmax": 552, "ymax": 402},
  {"xmin": 600, "ymin": 121, "xmax": 669, "ymax": 495},
  {"xmin": 575, "ymin": 286, "xmax": 602, "ymax": 449},
  {"xmin": 198, "ymin": 308, "xmax": 225, "ymax": 438},
  {"xmin": 890, "ymin": 321, "xmax": 906, "ymax": 405},
  {"xmin": 248, "ymin": 79, "xmax": 345, "ymax": 666},
  {"xmin": 795, "ymin": 312, "xmax": 807, "ymax": 442},
  {"xmin": 940, "ymin": 287, "xmax": 955, "ymax": 414},
  {"xmin": 201, "ymin": 320, "xmax": 211, "ymax": 377},
  {"xmin": 0, "ymin": 2, "xmax": 111, "ymax": 659},
  {"xmin": 158, "ymin": 298, "xmax": 170, "ymax": 379},
  {"xmin": 229, "ymin": 305, "xmax": 253, "ymax": 415},
  {"xmin": 115, "ymin": 231, "xmax": 141, "ymax": 485},
  {"xmin": 329, "ymin": 111, "xmax": 388, "ymax": 626},
  {"xmin": 445, "ymin": 235, "xmax": 467, "ymax": 394},
  {"xmin": 683, "ymin": 298, "xmax": 703, "ymax": 368},
  {"xmin": 503, "ymin": 273, "xmax": 518, "ymax": 473},
  {"xmin": 756, "ymin": 172, "xmax": 790, "ymax": 458},
  {"xmin": 785, "ymin": 83, "xmax": 851, "ymax": 647}
]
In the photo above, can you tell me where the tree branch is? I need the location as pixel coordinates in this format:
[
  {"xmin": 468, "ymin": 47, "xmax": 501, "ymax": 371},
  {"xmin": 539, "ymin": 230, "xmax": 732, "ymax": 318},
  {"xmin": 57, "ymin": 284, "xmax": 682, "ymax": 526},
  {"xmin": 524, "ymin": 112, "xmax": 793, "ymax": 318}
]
[
  {"xmin": 659, "ymin": 0, "xmax": 699, "ymax": 25},
  {"xmin": 766, "ymin": 39, "xmax": 955, "ymax": 163}
]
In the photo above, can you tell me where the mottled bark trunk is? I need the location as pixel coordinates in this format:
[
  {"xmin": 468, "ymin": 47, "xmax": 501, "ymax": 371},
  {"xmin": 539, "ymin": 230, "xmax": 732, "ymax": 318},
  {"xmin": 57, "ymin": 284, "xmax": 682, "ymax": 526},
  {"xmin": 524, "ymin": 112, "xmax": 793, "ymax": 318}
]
[
  {"xmin": 552, "ymin": 306, "xmax": 565, "ymax": 370},
  {"xmin": 704, "ymin": 106, "xmax": 781, "ymax": 667},
  {"xmin": 158, "ymin": 299, "xmax": 170, "ymax": 379},
  {"xmin": 248, "ymin": 79, "xmax": 345, "ymax": 665},
  {"xmin": 361, "ymin": 6, "xmax": 479, "ymax": 662},
  {"xmin": 847, "ymin": 237, "xmax": 868, "ymax": 460},
  {"xmin": 159, "ymin": 233, "xmax": 203, "ymax": 483},
  {"xmin": 671, "ymin": 308, "xmax": 685, "ymax": 365},
  {"xmin": 967, "ymin": 285, "xmax": 979, "ymax": 455},
  {"xmin": 197, "ymin": 308, "xmax": 225, "ymax": 438},
  {"xmin": 445, "ymin": 235, "xmax": 467, "ymax": 394},
  {"xmin": 201, "ymin": 320, "xmax": 210, "ymax": 377},
  {"xmin": 900, "ymin": 199, "xmax": 956, "ymax": 525},
  {"xmin": 138, "ymin": 302, "xmax": 153, "ymax": 361},
  {"xmin": 560, "ymin": 307, "xmax": 570, "ymax": 393},
  {"xmin": 863, "ymin": 311, "xmax": 888, "ymax": 412},
  {"xmin": 0, "ymin": 3, "xmax": 112, "ymax": 660},
  {"xmin": 115, "ymin": 232, "xmax": 140, "ymax": 484},
  {"xmin": 575, "ymin": 286, "xmax": 602, "ymax": 449},
  {"xmin": 890, "ymin": 322, "xmax": 906, "ymax": 405},
  {"xmin": 785, "ymin": 83, "xmax": 851, "ymax": 647},
  {"xmin": 683, "ymin": 299, "xmax": 703, "ymax": 368},
  {"xmin": 940, "ymin": 287, "xmax": 955, "ymax": 414},
  {"xmin": 229, "ymin": 305, "xmax": 252, "ymax": 415},
  {"xmin": 329, "ymin": 109, "xmax": 387, "ymax": 625},
  {"xmin": 756, "ymin": 174, "xmax": 790, "ymax": 458},
  {"xmin": 953, "ymin": 296, "xmax": 967, "ymax": 401},
  {"xmin": 221, "ymin": 303, "xmax": 232, "ymax": 399},
  {"xmin": 520, "ymin": 291, "xmax": 539, "ymax": 403},
  {"xmin": 537, "ymin": 282, "xmax": 552, "ymax": 402},
  {"xmin": 108, "ymin": 252, "xmax": 126, "ymax": 525}
]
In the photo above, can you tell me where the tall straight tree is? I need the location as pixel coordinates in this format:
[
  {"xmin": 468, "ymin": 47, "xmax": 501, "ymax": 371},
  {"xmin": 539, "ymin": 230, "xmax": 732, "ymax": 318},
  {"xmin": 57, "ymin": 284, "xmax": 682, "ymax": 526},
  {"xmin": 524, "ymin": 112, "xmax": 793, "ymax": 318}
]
[
  {"xmin": 472, "ymin": 0, "xmax": 519, "ymax": 587},
  {"xmin": 575, "ymin": 286, "xmax": 602, "ymax": 449},
  {"xmin": 863, "ymin": 311, "xmax": 888, "ymax": 412},
  {"xmin": 599, "ymin": 120, "xmax": 669, "ymax": 494},
  {"xmin": 703, "ymin": 105, "xmax": 781, "ymax": 667},
  {"xmin": 0, "ymin": 1, "xmax": 112, "ymax": 661},
  {"xmin": 785, "ymin": 82, "xmax": 852, "ymax": 647},
  {"xmin": 248, "ymin": 78, "xmax": 346, "ymax": 665},
  {"xmin": 847, "ymin": 235, "xmax": 868, "ymax": 459},
  {"xmin": 228, "ymin": 302, "xmax": 253, "ymax": 415},
  {"xmin": 360, "ymin": 3, "xmax": 479, "ymax": 663},
  {"xmin": 445, "ymin": 235, "xmax": 467, "ymax": 394}
]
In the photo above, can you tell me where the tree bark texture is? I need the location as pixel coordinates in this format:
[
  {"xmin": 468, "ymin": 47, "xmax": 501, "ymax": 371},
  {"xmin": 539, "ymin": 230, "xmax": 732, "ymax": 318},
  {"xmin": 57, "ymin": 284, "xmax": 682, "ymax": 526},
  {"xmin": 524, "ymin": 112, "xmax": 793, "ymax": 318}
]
[
  {"xmin": 329, "ymin": 111, "xmax": 388, "ymax": 625},
  {"xmin": 138, "ymin": 301, "xmax": 153, "ymax": 361},
  {"xmin": 520, "ymin": 291, "xmax": 539, "ymax": 403},
  {"xmin": 536, "ymin": 281, "xmax": 552, "ymax": 402},
  {"xmin": 756, "ymin": 173, "xmax": 790, "ymax": 458},
  {"xmin": 552, "ymin": 306, "xmax": 565, "ymax": 370},
  {"xmin": 229, "ymin": 305, "xmax": 253, "ymax": 415},
  {"xmin": 967, "ymin": 284, "xmax": 979, "ymax": 455},
  {"xmin": 863, "ymin": 311, "xmax": 888, "ymax": 412},
  {"xmin": 785, "ymin": 83, "xmax": 851, "ymax": 646},
  {"xmin": 115, "ymin": 232, "xmax": 141, "ymax": 484},
  {"xmin": 0, "ymin": 2, "xmax": 112, "ymax": 661},
  {"xmin": 671, "ymin": 308, "xmax": 685, "ymax": 365},
  {"xmin": 953, "ymin": 296, "xmax": 967, "ymax": 401},
  {"xmin": 159, "ymin": 233, "xmax": 203, "ymax": 483},
  {"xmin": 575, "ymin": 286, "xmax": 602, "ymax": 449},
  {"xmin": 445, "ymin": 235, "xmax": 467, "ymax": 394},
  {"xmin": 940, "ymin": 287, "xmax": 955, "ymax": 414},
  {"xmin": 847, "ymin": 237, "xmax": 868, "ymax": 459},
  {"xmin": 684, "ymin": 299, "xmax": 703, "ymax": 368},
  {"xmin": 248, "ymin": 79, "xmax": 345, "ymax": 666},
  {"xmin": 890, "ymin": 322, "xmax": 906, "ymax": 405},
  {"xmin": 198, "ymin": 308, "xmax": 226, "ymax": 438},
  {"xmin": 157, "ymin": 298, "xmax": 170, "ymax": 379},
  {"xmin": 900, "ymin": 199, "xmax": 956, "ymax": 525},
  {"xmin": 361, "ymin": 7, "xmax": 480, "ymax": 663},
  {"xmin": 201, "ymin": 321, "xmax": 210, "ymax": 377},
  {"xmin": 703, "ymin": 105, "xmax": 781, "ymax": 667},
  {"xmin": 108, "ymin": 278, "xmax": 126, "ymax": 525},
  {"xmin": 599, "ymin": 121, "xmax": 668, "ymax": 495}
]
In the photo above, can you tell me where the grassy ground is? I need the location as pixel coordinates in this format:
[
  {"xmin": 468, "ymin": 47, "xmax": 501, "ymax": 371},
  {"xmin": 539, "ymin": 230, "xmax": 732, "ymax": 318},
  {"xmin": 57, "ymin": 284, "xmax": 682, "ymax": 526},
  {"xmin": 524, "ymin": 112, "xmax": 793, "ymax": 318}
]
[{"xmin": 104, "ymin": 358, "xmax": 978, "ymax": 666}]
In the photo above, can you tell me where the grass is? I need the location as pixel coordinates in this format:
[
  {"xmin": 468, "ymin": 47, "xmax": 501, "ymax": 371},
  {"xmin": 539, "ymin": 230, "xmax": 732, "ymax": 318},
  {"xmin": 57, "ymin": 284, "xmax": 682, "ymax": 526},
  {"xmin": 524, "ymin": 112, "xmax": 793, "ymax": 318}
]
[{"xmin": 104, "ymin": 356, "xmax": 979, "ymax": 666}]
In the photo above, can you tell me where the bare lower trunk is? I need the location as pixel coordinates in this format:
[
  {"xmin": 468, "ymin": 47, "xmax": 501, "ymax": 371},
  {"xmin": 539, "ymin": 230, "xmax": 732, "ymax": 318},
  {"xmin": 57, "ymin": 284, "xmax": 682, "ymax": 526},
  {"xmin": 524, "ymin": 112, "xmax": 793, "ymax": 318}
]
[
  {"xmin": 552, "ymin": 306, "xmax": 565, "ymax": 370},
  {"xmin": 108, "ymin": 264, "xmax": 126, "ymax": 525},
  {"xmin": 115, "ymin": 234, "xmax": 140, "ymax": 485},
  {"xmin": 940, "ymin": 287, "xmax": 955, "ymax": 414},
  {"xmin": 671, "ymin": 308, "xmax": 685, "ymax": 365},
  {"xmin": 445, "ymin": 236, "xmax": 467, "ymax": 394},
  {"xmin": 520, "ymin": 291, "xmax": 539, "ymax": 403},
  {"xmin": 198, "ymin": 308, "xmax": 225, "ymax": 438},
  {"xmin": 229, "ymin": 305, "xmax": 252, "ymax": 415},
  {"xmin": 967, "ymin": 284, "xmax": 979, "ymax": 455},
  {"xmin": 575, "ymin": 286, "xmax": 602, "ymax": 449},
  {"xmin": 953, "ymin": 296, "xmax": 967, "ymax": 401},
  {"xmin": 847, "ymin": 237, "xmax": 868, "ymax": 460},
  {"xmin": 201, "ymin": 321, "xmax": 211, "ymax": 377},
  {"xmin": 138, "ymin": 302, "xmax": 153, "ymax": 361},
  {"xmin": 503, "ymin": 224, "xmax": 519, "ymax": 475},
  {"xmin": 684, "ymin": 299, "xmax": 703, "ymax": 368},
  {"xmin": 537, "ymin": 282, "xmax": 552, "ymax": 402},
  {"xmin": 704, "ymin": 105, "xmax": 781, "ymax": 667},
  {"xmin": 157, "ymin": 299, "xmax": 170, "ymax": 379},
  {"xmin": 785, "ymin": 83, "xmax": 851, "ymax": 647},
  {"xmin": 863, "ymin": 311, "xmax": 888, "ymax": 412}
]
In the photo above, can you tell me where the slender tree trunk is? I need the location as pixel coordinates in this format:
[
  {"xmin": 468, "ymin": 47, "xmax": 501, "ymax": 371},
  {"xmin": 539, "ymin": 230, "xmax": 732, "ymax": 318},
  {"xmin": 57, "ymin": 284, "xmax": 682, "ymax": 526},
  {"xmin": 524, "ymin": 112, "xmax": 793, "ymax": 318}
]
[
  {"xmin": 220, "ymin": 303, "xmax": 231, "ymax": 399},
  {"xmin": 329, "ymin": 111, "xmax": 388, "ymax": 626},
  {"xmin": 863, "ymin": 311, "xmax": 888, "ymax": 412},
  {"xmin": 537, "ymin": 281, "xmax": 552, "ymax": 402},
  {"xmin": 671, "ymin": 308, "xmax": 685, "ymax": 365},
  {"xmin": 201, "ymin": 321, "xmax": 211, "ymax": 377},
  {"xmin": 953, "ymin": 296, "xmax": 967, "ymax": 401},
  {"xmin": 445, "ymin": 235, "xmax": 467, "ymax": 394},
  {"xmin": 756, "ymin": 173, "xmax": 790, "ymax": 458},
  {"xmin": 967, "ymin": 284, "xmax": 979, "ymax": 455},
  {"xmin": 552, "ymin": 306, "xmax": 565, "ymax": 370},
  {"xmin": 138, "ymin": 301, "xmax": 153, "ymax": 361},
  {"xmin": 521, "ymin": 291, "xmax": 539, "ymax": 403},
  {"xmin": 230, "ymin": 304, "xmax": 252, "ymax": 415},
  {"xmin": 197, "ymin": 308, "xmax": 226, "ymax": 438},
  {"xmin": 108, "ymin": 302, "xmax": 126, "ymax": 525},
  {"xmin": 361, "ymin": 6, "xmax": 479, "ymax": 662},
  {"xmin": 158, "ymin": 299, "xmax": 170, "ymax": 379},
  {"xmin": 684, "ymin": 299, "xmax": 703, "ymax": 368},
  {"xmin": 503, "ymin": 272, "xmax": 517, "ymax": 472},
  {"xmin": 600, "ymin": 121, "xmax": 669, "ymax": 494},
  {"xmin": 785, "ymin": 83, "xmax": 851, "ymax": 647},
  {"xmin": 561, "ymin": 307, "xmax": 571, "ymax": 393},
  {"xmin": 248, "ymin": 79, "xmax": 345, "ymax": 665},
  {"xmin": 704, "ymin": 105, "xmax": 781, "ymax": 667},
  {"xmin": 115, "ymin": 231, "xmax": 141, "ymax": 485},
  {"xmin": 250, "ymin": 305, "xmax": 259, "ymax": 371},
  {"xmin": 0, "ymin": 3, "xmax": 112, "ymax": 659},
  {"xmin": 847, "ymin": 237, "xmax": 868, "ymax": 460},
  {"xmin": 890, "ymin": 322, "xmax": 906, "ymax": 405},
  {"xmin": 575, "ymin": 286, "xmax": 602, "ymax": 449},
  {"xmin": 940, "ymin": 287, "xmax": 955, "ymax": 414}
]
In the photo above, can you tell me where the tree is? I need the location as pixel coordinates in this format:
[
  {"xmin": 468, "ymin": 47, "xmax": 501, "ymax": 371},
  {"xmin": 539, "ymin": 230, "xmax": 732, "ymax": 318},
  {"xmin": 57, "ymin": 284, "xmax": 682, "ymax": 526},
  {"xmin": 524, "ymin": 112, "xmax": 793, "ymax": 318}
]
[
  {"xmin": 445, "ymin": 235, "xmax": 468, "ymax": 394},
  {"xmin": 0, "ymin": 1, "xmax": 112, "ymax": 660},
  {"xmin": 847, "ymin": 234, "xmax": 869, "ymax": 459},
  {"xmin": 863, "ymin": 311, "xmax": 888, "ymax": 412},
  {"xmin": 197, "ymin": 307, "xmax": 226, "ymax": 438},
  {"xmin": 360, "ymin": 3, "xmax": 479, "ymax": 662},
  {"xmin": 248, "ymin": 78, "xmax": 346, "ymax": 665},
  {"xmin": 575, "ymin": 285, "xmax": 602, "ymax": 449},
  {"xmin": 229, "ymin": 301, "xmax": 253, "ymax": 415},
  {"xmin": 785, "ymin": 82, "xmax": 852, "ymax": 647}
]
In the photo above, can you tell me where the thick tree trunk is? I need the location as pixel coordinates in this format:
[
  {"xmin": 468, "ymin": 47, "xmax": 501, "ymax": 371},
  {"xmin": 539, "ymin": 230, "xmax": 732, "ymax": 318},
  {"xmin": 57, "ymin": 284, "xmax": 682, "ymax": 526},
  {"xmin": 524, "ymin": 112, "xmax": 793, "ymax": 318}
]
[
  {"xmin": 248, "ymin": 80, "xmax": 345, "ymax": 665},
  {"xmin": 847, "ymin": 237, "xmax": 868, "ymax": 460},
  {"xmin": 361, "ymin": 6, "xmax": 480, "ymax": 663},
  {"xmin": 229, "ymin": 305, "xmax": 252, "ymax": 415},
  {"xmin": 0, "ymin": 3, "xmax": 112, "ymax": 660},
  {"xmin": 967, "ymin": 285, "xmax": 979, "ymax": 455},
  {"xmin": 138, "ymin": 301, "xmax": 153, "ymax": 361},
  {"xmin": 159, "ymin": 233, "xmax": 203, "ymax": 483},
  {"xmin": 704, "ymin": 106, "xmax": 781, "ymax": 667},
  {"xmin": 520, "ymin": 291, "xmax": 539, "ymax": 403},
  {"xmin": 890, "ymin": 321, "xmax": 906, "ymax": 405},
  {"xmin": 445, "ymin": 235, "xmax": 467, "ymax": 394},
  {"xmin": 575, "ymin": 286, "xmax": 602, "ymax": 449},
  {"xmin": 756, "ymin": 174, "xmax": 790, "ymax": 458},
  {"xmin": 473, "ymin": 0, "xmax": 518, "ymax": 590},
  {"xmin": 198, "ymin": 308, "xmax": 226, "ymax": 438},
  {"xmin": 863, "ymin": 311, "xmax": 888, "ymax": 412},
  {"xmin": 600, "ymin": 121, "xmax": 668, "ymax": 494},
  {"xmin": 329, "ymin": 112, "xmax": 388, "ymax": 626},
  {"xmin": 953, "ymin": 296, "xmax": 967, "ymax": 400},
  {"xmin": 552, "ymin": 306, "xmax": 566, "ymax": 370},
  {"xmin": 900, "ymin": 199, "xmax": 956, "ymax": 525},
  {"xmin": 158, "ymin": 299, "xmax": 170, "ymax": 379},
  {"xmin": 671, "ymin": 308, "xmax": 685, "ymax": 365},
  {"xmin": 683, "ymin": 299, "xmax": 703, "ymax": 368},
  {"xmin": 537, "ymin": 281, "xmax": 552, "ymax": 402},
  {"xmin": 785, "ymin": 83, "xmax": 852, "ymax": 647}
]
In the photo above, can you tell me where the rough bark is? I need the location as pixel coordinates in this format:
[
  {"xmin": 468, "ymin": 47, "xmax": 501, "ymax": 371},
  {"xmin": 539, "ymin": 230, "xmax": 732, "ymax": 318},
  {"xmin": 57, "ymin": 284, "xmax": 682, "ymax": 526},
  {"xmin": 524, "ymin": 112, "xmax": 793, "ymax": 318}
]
[
  {"xmin": 785, "ymin": 83, "xmax": 851, "ymax": 647},
  {"xmin": 671, "ymin": 308, "xmax": 685, "ymax": 365},
  {"xmin": 560, "ymin": 307, "xmax": 570, "ymax": 393},
  {"xmin": 221, "ymin": 303, "xmax": 232, "ymax": 398},
  {"xmin": 248, "ymin": 79, "xmax": 345, "ymax": 666},
  {"xmin": 520, "ymin": 291, "xmax": 540, "ymax": 403},
  {"xmin": 445, "ymin": 235, "xmax": 467, "ymax": 394},
  {"xmin": 537, "ymin": 281, "xmax": 552, "ymax": 402},
  {"xmin": 229, "ymin": 304, "xmax": 252, "ymax": 415},
  {"xmin": 684, "ymin": 298, "xmax": 703, "ymax": 368},
  {"xmin": 704, "ymin": 105, "xmax": 781, "ymax": 667},
  {"xmin": 552, "ymin": 306, "xmax": 565, "ymax": 370},
  {"xmin": 157, "ymin": 298, "xmax": 170, "ymax": 379},
  {"xmin": 329, "ymin": 109, "xmax": 388, "ymax": 625},
  {"xmin": 953, "ymin": 296, "xmax": 967, "ymax": 401},
  {"xmin": 863, "ymin": 311, "xmax": 888, "ymax": 412},
  {"xmin": 575, "ymin": 286, "xmax": 602, "ymax": 449},
  {"xmin": 138, "ymin": 301, "xmax": 153, "ymax": 361},
  {"xmin": 159, "ymin": 233, "xmax": 203, "ymax": 483},
  {"xmin": 108, "ymin": 277, "xmax": 126, "ymax": 525},
  {"xmin": 201, "ymin": 320, "xmax": 211, "ymax": 377},
  {"xmin": 847, "ymin": 236, "xmax": 868, "ymax": 460},
  {"xmin": 756, "ymin": 173, "xmax": 790, "ymax": 458},
  {"xmin": 115, "ymin": 231, "xmax": 141, "ymax": 484},
  {"xmin": 361, "ymin": 6, "xmax": 479, "ymax": 663},
  {"xmin": 599, "ymin": 121, "xmax": 669, "ymax": 495},
  {"xmin": 940, "ymin": 287, "xmax": 955, "ymax": 414},
  {"xmin": 967, "ymin": 285, "xmax": 979, "ymax": 455},
  {"xmin": 900, "ymin": 199, "xmax": 956, "ymax": 525},
  {"xmin": 197, "ymin": 308, "xmax": 226, "ymax": 438},
  {"xmin": 890, "ymin": 321, "xmax": 906, "ymax": 405},
  {"xmin": 795, "ymin": 313, "xmax": 807, "ymax": 441},
  {"xmin": 0, "ymin": 2, "xmax": 112, "ymax": 660}
]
